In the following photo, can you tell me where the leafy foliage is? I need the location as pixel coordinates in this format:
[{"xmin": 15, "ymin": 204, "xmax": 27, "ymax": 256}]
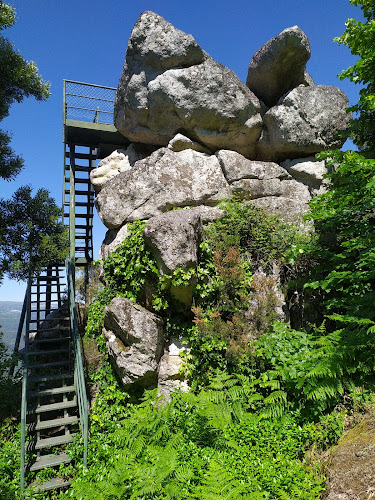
[
  {"xmin": 334, "ymin": 0, "xmax": 375, "ymax": 154},
  {"xmin": 0, "ymin": 186, "xmax": 68, "ymax": 281},
  {"xmin": 203, "ymin": 198, "xmax": 306, "ymax": 272},
  {"xmin": 255, "ymin": 322, "xmax": 345, "ymax": 416},
  {"xmin": 71, "ymin": 374, "xmax": 327, "ymax": 499},
  {"xmin": 0, "ymin": 2, "xmax": 50, "ymax": 181},
  {"xmin": 0, "ymin": 418, "xmax": 20, "ymax": 500},
  {"xmin": 103, "ymin": 220, "xmax": 161, "ymax": 308},
  {"xmin": 305, "ymin": 150, "xmax": 375, "ymax": 378},
  {"xmin": 85, "ymin": 287, "xmax": 116, "ymax": 337},
  {"xmin": 0, "ymin": 332, "xmax": 21, "ymax": 500},
  {"xmin": 0, "ymin": 334, "xmax": 20, "ymax": 422}
]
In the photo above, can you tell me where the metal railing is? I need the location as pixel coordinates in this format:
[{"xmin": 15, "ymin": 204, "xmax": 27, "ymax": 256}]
[
  {"xmin": 8, "ymin": 292, "xmax": 27, "ymax": 378},
  {"xmin": 20, "ymin": 279, "xmax": 31, "ymax": 491},
  {"xmin": 63, "ymin": 80, "xmax": 117, "ymax": 125},
  {"xmin": 67, "ymin": 258, "xmax": 89, "ymax": 466}
]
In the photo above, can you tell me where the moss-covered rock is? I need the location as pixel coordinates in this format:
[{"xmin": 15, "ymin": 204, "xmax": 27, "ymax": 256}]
[{"xmin": 324, "ymin": 416, "xmax": 375, "ymax": 499}]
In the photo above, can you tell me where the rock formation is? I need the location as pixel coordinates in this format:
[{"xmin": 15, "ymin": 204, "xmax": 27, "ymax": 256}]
[
  {"xmin": 114, "ymin": 11, "xmax": 263, "ymax": 158},
  {"xmin": 90, "ymin": 11, "xmax": 351, "ymax": 398},
  {"xmin": 95, "ymin": 148, "xmax": 231, "ymax": 229},
  {"xmin": 246, "ymin": 25, "xmax": 311, "ymax": 108},
  {"xmin": 103, "ymin": 297, "xmax": 164, "ymax": 388},
  {"xmin": 257, "ymin": 85, "xmax": 350, "ymax": 161}
]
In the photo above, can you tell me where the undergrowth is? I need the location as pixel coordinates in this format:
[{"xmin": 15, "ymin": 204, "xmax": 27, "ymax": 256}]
[{"xmin": 8, "ymin": 188, "xmax": 370, "ymax": 498}]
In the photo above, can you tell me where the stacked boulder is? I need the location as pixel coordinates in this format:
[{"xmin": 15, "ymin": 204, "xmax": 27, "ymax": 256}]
[{"xmin": 91, "ymin": 11, "xmax": 350, "ymax": 398}]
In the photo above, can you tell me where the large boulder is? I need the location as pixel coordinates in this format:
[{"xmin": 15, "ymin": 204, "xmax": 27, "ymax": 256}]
[
  {"xmin": 143, "ymin": 210, "xmax": 202, "ymax": 308},
  {"xmin": 95, "ymin": 148, "xmax": 231, "ymax": 229},
  {"xmin": 216, "ymin": 149, "xmax": 311, "ymax": 205},
  {"xmin": 143, "ymin": 210, "xmax": 202, "ymax": 275},
  {"xmin": 216, "ymin": 149, "xmax": 291, "ymax": 183},
  {"xmin": 90, "ymin": 144, "xmax": 153, "ymax": 194},
  {"xmin": 103, "ymin": 297, "xmax": 164, "ymax": 388},
  {"xmin": 281, "ymin": 156, "xmax": 328, "ymax": 190},
  {"xmin": 114, "ymin": 11, "xmax": 262, "ymax": 158},
  {"xmin": 257, "ymin": 85, "xmax": 350, "ymax": 162},
  {"xmin": 246, "ymin": 26, "xmax": 311, "ymax": 108},
  {"xmin": 251, "ymin": 196, "xmax": 310, "ymax": 220}
]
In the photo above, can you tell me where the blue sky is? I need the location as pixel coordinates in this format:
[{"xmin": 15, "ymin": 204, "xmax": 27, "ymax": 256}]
[{"xmin": 0, "ymin": 0, "xmax": 362, "ymax": 301}]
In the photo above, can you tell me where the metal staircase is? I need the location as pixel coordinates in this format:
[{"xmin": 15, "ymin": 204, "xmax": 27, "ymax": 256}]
[
  {"xmin": 12, "ymin": 80, "xmax": 129, "ymax": 494},
  {"xmin": 15, "ymin": 262, "xmax": 89, "ymax": 493},
  {"xmin": 20, "ymin": 265, "xmax": 78, "ymax": 493}
]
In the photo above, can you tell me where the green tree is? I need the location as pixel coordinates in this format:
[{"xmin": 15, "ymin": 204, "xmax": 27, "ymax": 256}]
[
  {"xmin": 335, "ymin": 0, "xmax": 375, "ymax": 154},
  {"xmin": 300, "ymin": 1, "xmax": 375, "ymax": 379},
  {"xmin": 305, "ymin": 150, "xmax": 375, "ymax": 376},
  {"xmin": 0, "ymin": 3, "xmax": 66, "ymax": 282},
  {"xmin": 0, "ymin": 186, "xmax": 67, "ymax": 281},
  {"xmin": 0, "ymin": 1, "xmax": 50, "ymax": 180}
]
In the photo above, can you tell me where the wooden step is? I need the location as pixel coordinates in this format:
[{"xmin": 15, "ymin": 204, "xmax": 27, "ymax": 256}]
[
  {"xmin": 75, "ymin": 257, "xmax": 91, "ymax": 265},
  {"xmin": 28, "ymin": 385, "xmax": 75, "ymax": 398},
  {"xmin": 36, "ymin": 276, "xmax": 61, "ymax": 282},
  {"xmin": 65, "ymin": 165, "xmax": 93, "ymax": 173},
  {"xmin": 75, "ymin": 246, "xmax": 93, "ymax": 251},
  {"xmin": 32, "ymin": 398, "xmax": 77, "ymax": 414},
  {"xmin": 28, "ymin": 308, "xmax": 67, "ymax": 314},
  {"xmin": 30, "ymin": 327, "xmax": 70, "ymax": 333},
  {"xmin": 75, "ymin": 224, "xmax": 93, "ymax": 229},
  {"xmin": 29, "ymin": 452, "xmax": 71, "ymax": 472},
  {"xmin": 34, "ymin": 433, "xmax": 75, "ymax": 450},
  {"xmin": 64, "ymin": 201, "xmax": 94, "ymax": 208},
  {"xmin": 30, "ymin": 476, "xmax": 70, "ymax": 492},
  {"xmin": 75, "ymin": 234, "xmax": 92, "ymax": 239},
  {"xmin": 29, "ymin": 373, "xmax": 73, "ymax": 383},
  {"xmin": 75, "ymin": 201, "xmax": 94, "ymax": 207},
  {"xmin": 30, "ymin": 415, "xmax": 78, "ymax": 431},
  {"xmin": 30, "ymin": 300, "xmax": 66, "ymax": 305},
  {"xmin": 29, "ymin": 315, "xmax": 69, "ymax": 321}
]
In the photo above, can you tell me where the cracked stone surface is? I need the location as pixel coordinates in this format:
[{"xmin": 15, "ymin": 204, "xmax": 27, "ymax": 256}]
[{"xmin": 95, "ymin": 148, "xmax": 231, "ymax": 229}]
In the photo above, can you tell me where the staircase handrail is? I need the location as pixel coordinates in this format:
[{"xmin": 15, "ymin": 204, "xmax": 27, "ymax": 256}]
[
  {"xmin": 20, "ymin": 278, "xmax": 31, "ymax": 491},
  {"xmin": 67, "ymin": 258, "xmax": 89, "ymax": 466},
  {"xmin": 9, "ymin": 288, "xmax": 28, "ymax": 377}
]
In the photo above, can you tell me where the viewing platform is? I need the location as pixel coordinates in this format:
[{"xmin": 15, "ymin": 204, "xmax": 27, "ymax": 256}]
[{"xmin": 63, "ymin": 80, "xmax": 129, "ymax": 158}]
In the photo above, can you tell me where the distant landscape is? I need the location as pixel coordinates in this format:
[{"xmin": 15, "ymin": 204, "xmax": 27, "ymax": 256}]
[{"xmin": 0, "ymin": 301, "xmax": 23, "ymax": 355}]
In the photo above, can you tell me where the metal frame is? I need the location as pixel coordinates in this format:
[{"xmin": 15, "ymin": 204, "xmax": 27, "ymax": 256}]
[
  {"xmin": 63, "ymin": 79, "xmax": 117, "ymax": 128},
  {"xmin": 67, "ymin": 259, "xmax": 88, "ymax": 466},
  {"xmin": 15, "ymin": 79, "xmax": 126, "ymax": 492},
  {"xmin": 66, "ymin": 141, "xmax": 89, "ymax": 466},
  {"xmin": 20, "ymin": 280, "xmax": 31, "ymax": 491}
]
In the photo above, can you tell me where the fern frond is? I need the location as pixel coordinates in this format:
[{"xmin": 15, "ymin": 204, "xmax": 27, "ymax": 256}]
[
  {"xmin": 306, "ymin": 379, "xmax": 343, "ymax": 401},
  {"xmin": 263, "ymin": 390, "xmax": 287, "ymax": 405},
  {"xmin": 129, "ymin": 434, "xmax": 146, "ymax": 457},
  {"xmin": 260, "ymin": 402, "xmax": 286, "ymax": 419},
  {"xmin": 193, "ymin": 457, "xmax": 249, "ymax": 499},
  {"xmin": 174, "ymin": 464, "xmax": 195, "ymax": 483}
]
